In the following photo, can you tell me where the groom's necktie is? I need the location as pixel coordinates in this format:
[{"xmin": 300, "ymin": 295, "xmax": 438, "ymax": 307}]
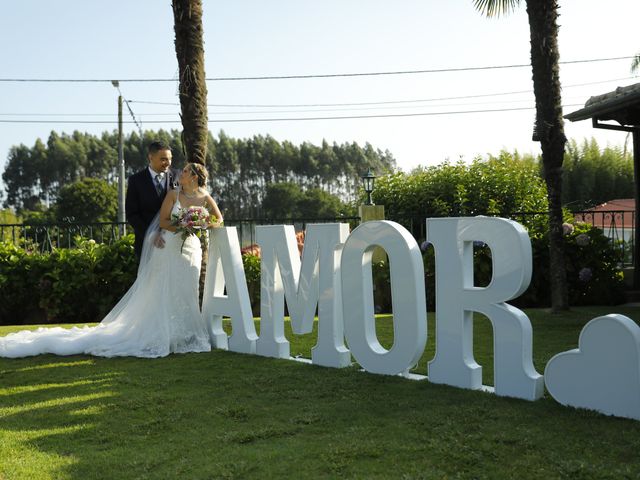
[{"xmin": 155, "ymin": 173, "xmax": 165, "ymax": 196}]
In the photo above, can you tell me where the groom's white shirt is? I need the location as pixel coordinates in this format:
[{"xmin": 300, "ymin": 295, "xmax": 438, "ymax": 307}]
[{"xmin": 148, "ymin": 166, "xmax": 168, "ymax": 189}]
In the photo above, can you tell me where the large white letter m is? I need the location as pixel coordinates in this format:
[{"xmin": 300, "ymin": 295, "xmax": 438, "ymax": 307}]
[{"xmin": 255, "ymin": 223, "xmax": 350, "ymax": 367}]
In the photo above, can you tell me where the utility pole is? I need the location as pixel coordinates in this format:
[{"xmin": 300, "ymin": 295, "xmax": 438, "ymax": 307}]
[{"xmin": 112, "ymin": 81, "xmax": 126, "ymax": 233}]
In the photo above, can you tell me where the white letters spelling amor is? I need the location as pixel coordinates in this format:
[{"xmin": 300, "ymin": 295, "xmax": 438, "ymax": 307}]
[{"xmin": 201, "ymin": 219, "xmax": 640, "ymax": 421}]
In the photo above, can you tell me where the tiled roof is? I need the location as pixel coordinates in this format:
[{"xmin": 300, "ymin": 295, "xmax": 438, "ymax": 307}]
[
  {"xmin": 577, "ymin": 198, "xmax": 635, "ymax": 228},
  {"xmin": 586, "ymin": 198, "xmax": 635, "ymax": 212},
  {"xmin": 565, "ymin": 82, "xmax": 640, "ymax": 125}
]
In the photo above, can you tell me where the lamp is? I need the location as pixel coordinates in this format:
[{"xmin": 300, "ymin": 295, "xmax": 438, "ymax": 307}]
[{"xmin": 361, "ymin": 168, "xmax": 376, "ymax": 205}]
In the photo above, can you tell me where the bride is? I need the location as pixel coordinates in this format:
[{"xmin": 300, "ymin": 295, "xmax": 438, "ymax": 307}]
[{"xmin": 0, "ymin": 162, "xmax": 223, "ymax": 358}]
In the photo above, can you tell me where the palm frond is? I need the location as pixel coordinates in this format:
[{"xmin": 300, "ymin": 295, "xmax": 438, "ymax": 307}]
[{"xmin": 473, "ymin": 0, "xmax": 521, "ymax": 18}]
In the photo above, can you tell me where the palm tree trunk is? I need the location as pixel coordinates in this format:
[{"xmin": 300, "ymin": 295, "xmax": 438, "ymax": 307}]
[
  {"xmin": 526, "ymin": 0, "xmax": 568, "ymax": 311},
  {"xmin": 545, "ymin": 166, "xmax": 568, "ymax": 310},
  {"xmin": 172, "ymin": 0, "xmax": 209, "ymax": 302},
  {"xmin": 172, "ymin": 0, "xmax": 208, "ymax": 165}
]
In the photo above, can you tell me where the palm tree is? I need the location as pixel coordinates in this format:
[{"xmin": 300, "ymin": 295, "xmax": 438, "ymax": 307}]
[
  {"xmin": 474, "ymin": 0, "xmax": 568, "ymax": 311},
  {"xmin": 172, "ymin": 0, "xmax": 210, "ymax": 301},
  {"xmin": 172, "ymin": 0, "xmax": 208, "ymax": 165}
]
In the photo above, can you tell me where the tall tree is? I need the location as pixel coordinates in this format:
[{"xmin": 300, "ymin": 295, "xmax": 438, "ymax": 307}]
[
  {"xmin": 2, "ymin": 130, "xmax": 396, "ymax": 216},
  {"xmin": 474, "ymin": 0, "xmax": 569, "ymax": 311},
  {"xmin": 563, "ymin": 138, "xmax": 634, "ymax": 209},
  {"xmin": 172, "ymin": 0, "xmax": 208, "ymax": 165},
  {"xmin": 55, "ymin": 178, "xmax": 118, "ymax": 223}
]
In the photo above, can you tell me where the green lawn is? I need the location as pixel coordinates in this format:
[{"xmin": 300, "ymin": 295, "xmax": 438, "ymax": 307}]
[{"xmin": 1, "ymin": 306, "xmax": 640, "ymax": 479}]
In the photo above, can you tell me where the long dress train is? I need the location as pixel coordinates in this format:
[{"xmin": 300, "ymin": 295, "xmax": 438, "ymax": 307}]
[{"xmin": 0, "ymin": 198, "xmax": 211, "ymax": 358}]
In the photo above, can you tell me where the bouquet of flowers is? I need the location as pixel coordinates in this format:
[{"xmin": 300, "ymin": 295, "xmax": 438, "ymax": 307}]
[{"xmin": 171, "ymin": 206, "xmax": 218, "ymax": 252}]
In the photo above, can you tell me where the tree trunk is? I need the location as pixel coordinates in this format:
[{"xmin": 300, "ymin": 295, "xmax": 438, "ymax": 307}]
[
  {"xmin": 526, "ymin": 0, "xmax": 569, "ymax": 311},
  {"xmin": 546, "ymin": 167, "xmax": 568, "ymax": 310},
  {"xmin": 172, "ymin": 0, "xmax": 208, "ymax": 165},
  {"xmin": 172, "ymin": 0, "xmax": 209, "ymax": 303}
]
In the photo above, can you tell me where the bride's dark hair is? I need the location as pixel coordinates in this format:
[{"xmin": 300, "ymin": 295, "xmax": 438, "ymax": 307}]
[{"xmin": 188, "ymin": 163, "xmax": 208, "ymax": 187}]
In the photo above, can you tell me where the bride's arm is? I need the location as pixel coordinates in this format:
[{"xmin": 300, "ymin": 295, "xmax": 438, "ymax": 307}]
[
  {"xmin": 205, "ymin": 195, "xmax": 224, "ymax": 227},
  {"xmin": 159, "ymin": 190, "xmax": 179, "ymax": 232}
]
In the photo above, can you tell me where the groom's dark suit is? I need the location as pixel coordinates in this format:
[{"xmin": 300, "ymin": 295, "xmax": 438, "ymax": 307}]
[{"xmin": 125, "ymin": 167, "xmax": 180, "ymax": 258}]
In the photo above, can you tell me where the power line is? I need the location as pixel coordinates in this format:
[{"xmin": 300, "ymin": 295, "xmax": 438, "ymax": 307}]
[
  {"xmin": 0, "ymin": 75, "xmax": 630, "ymax": 119},
  {"xmin": 0, "ymin": 75, "xmax": 625, "ymax": 119},
  {"xmin": 114, "ymin": 84, "xmax": 143, "ymax": 137},
  {"xmin": 0, "ymin": 56, "xmax": 635, "ymax": 83},
  {"xmin": 205, "ymin": 56, "xmax": 637, "ymax": 81},
  {"xmin": 216, "ymin": 97, "xmax": 586, "ymax": 115},
  {"xmin": 0, "ymin": 98, "xmax": 585, "ymax": 117},
  {"xmin": 0, "ymin": 97, "xmax": 588, "ymax": 117},
  {"xmin": 0, "ymin": 103, "xmax": 584, "ymax": 124},
  {"xmin": 0, "ymin": 77, "xmax": 624, "ymax": 119},
  {"xmin": 0, "ymin": 112, "xmax": 176, "ymax": 117},
  {"xmin": 128, "ymin": 75, "xmax": 637, "ymax": 109},
  {"xmin": 209, "ymin": 103, "xmax": 586, "ymax": 121}
]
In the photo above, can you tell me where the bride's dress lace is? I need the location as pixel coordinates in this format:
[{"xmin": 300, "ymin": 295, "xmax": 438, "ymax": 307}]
[{"xmin": 0, "ymin": 198, "xmax": 211, "ymax": 358}]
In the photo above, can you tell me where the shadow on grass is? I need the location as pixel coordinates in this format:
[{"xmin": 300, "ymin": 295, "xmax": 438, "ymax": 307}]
[{"xmin": 1, "ymin": 306, "xmax": 640, "ymax": 478}]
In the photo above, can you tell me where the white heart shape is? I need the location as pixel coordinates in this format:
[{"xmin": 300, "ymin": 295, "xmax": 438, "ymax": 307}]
[{"xmin": 544, "ymin": 314, "xmax": 640, "ymax": 420}]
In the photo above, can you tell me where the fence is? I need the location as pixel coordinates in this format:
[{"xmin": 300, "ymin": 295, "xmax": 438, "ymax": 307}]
[
  {"xmin": 223, "ymin": 216, "xmax": 361, "ymax": 248},
  {"xmin": 0, "ymin": 216, "xmax": 360, "ymax": 253},
  {"xmin": 388, "ymin": 210, "xmax": 635, "ymax": 266},
  {"xmin": 0, "ymin": 221, "xmax": 131, "ymax": 252},
  {"xmin": 386, "ymin": 211, "xmax": 549, "ymax": 246},
  {"xmin": 573, "ymin": 210, "xmax": 635, "ymax": 265},
  {"xmin": 1, "ymin": 210, "xmax": 634, "ymax": 264}
]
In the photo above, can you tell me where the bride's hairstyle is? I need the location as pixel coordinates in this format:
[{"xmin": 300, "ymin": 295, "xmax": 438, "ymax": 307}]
[{"xmin": 188, "ymin": 163, "xmax": 209, "ymax": 188}]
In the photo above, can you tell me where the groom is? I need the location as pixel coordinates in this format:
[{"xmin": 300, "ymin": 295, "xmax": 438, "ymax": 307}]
[{"xmin": 125, "ymin": 141, "xmax": 179, "ymax": 258}]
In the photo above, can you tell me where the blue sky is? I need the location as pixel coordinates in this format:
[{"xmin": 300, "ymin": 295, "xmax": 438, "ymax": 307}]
[{"xmin": 1, "ymin": 0, "xmax": 639, "ymax": 184}]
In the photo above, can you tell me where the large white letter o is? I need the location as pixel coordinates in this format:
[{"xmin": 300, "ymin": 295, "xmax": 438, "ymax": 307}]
[{"xmin": 341, "ymin": 221, "xmax": 427, "ymax": 375}]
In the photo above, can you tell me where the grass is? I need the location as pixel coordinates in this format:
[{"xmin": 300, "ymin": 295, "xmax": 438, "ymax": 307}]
[{"xmin": 1, "ymin": 306, "xmax": 640, "ymax": 479}]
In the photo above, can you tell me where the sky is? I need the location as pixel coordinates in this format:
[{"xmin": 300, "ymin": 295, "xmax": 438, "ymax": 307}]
[{"xmin": 1, "ymin": 0, "xmax": 639, "ymax": 188}]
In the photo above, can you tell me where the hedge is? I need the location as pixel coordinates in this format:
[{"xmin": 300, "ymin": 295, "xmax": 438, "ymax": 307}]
[{"xmin": 0, "ymin": 219, "xmax": 625, "ymax": 325}]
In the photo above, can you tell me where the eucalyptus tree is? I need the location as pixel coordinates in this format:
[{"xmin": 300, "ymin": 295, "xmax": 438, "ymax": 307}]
[
  {"xmin": 474, "ymin": 0, "xmax": 568, "ymax": 311},
  {"xmin": 261, "ymin": 135, "xmax": 284, "ymax": 185},
  {"xmin": 2, "ymin": 145, "xmax": 39, "ymax": 211},
  {"xmin": 172, "ymin": 0, "xmax": 208, "ymax": 165},
  {"xmin": 213, "ymin": 132, "xmax": 241, "ymax": 217}
]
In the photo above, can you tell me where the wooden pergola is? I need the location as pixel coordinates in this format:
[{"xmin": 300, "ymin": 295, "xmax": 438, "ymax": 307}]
[{"xmin": 565, "ymin": 82, "xmax": 640, "ymax": 289}]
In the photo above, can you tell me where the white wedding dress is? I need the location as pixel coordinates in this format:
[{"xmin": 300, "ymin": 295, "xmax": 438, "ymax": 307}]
[{"xmin": 0, "ymin": 198, "xmax": 211, "ymax": 358}]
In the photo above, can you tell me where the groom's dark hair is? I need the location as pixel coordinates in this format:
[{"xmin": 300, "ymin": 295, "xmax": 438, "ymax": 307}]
[{"xmin": 148, "ymin": 141, "xmax": 171, "ymax": 154}]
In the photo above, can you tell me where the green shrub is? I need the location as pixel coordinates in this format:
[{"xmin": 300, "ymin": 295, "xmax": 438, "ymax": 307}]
[
  {"xmin": 366, "ymin": 154, "xmax": 625, "ymax": 311},
  {"xmin": 0, "ymin": 242, "xmax": 49, "ymax": 324},
  {"xmin": 373, "ymin": 153, "xmax": 548, "ymax": 220},
  {"xmin": 372, "ymin": 260, "xmax": 391, "ymax": 314},
  {"xmin": 0, "ymin": 220, "xmax": 625, "ymax": 324},
  {"xmin": 0, "ymin": 236, "xmax": 137, "ymax": 325},
  {"xmin": 54, "ymin": 178, "xmax": 118, "ymax": 223},
  {"xmin": 516, "ymin": 222, "xmax": 625, "ymax": 307},
  {"xmin": 49, "ymin": 236, "xmax": 137, "ymax": 322},
  {"xmin": 242, "ymin": 252, "xmax": 261, "ymax": 316},
  {"xmin": 1, "ymin": 237, "xmax": 259, "ymax": 325},
  {"xmin": 369, "ymin": 220, "xmax": 625, "ymax": 313}
]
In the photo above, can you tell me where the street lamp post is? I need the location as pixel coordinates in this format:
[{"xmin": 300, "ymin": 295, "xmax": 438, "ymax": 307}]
[
  {"xmin": 361, "ymin": 168, "xmax": 376, "ymax": 206},
  {"xmin": 358, "ymin": 167, "xmax": 383, "ymax": 223},
  {"xmin": 358, "ymin": 168, "xmax": 385, "ymax": 263}
]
